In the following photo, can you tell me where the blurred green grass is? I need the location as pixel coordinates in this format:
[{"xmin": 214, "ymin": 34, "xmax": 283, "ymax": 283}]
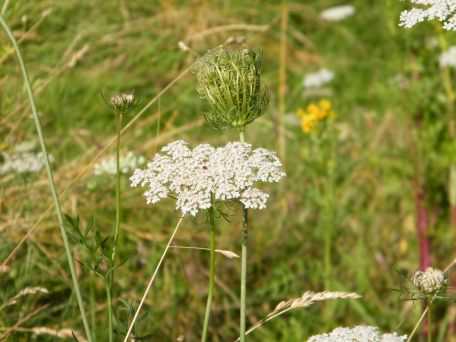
[{"xmin": 1, "ymin": 0, "xmax": 456, "ymax": 341}]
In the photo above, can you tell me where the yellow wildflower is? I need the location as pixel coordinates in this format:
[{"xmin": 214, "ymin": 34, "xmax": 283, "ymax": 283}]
[
  {"xmin": 296, "ymin": 99, "xmax": 335, "ymax": 133},
  {"xmin": 301, "ymin": 115, "xmax": 317, "ymax": 133}
]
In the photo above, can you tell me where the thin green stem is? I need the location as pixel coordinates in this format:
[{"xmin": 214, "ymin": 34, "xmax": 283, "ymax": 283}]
[
  {"xmin": 0, "ymin": 15, "xmax": 92, "ymax": 342},
  {"xmin": 201, "ymin": 200, "xmax": 217, "ymax": 342},
  {"xmin": 239, "ymin": 128, "xmax": 248, "ymax": 342},
  {"xmin": 324, "ymin": 123, "xmax": 336, "ymax": 289},
  {"xmin": 105, "ymin": 282, "xmax": 113, "ymax": 342},
  {"xmin": 112, "ymin": 112, "xmax": 123, "ymax": 264},
  {"xmin": 1, "ymin": 0, "xmax": 10, "ymax": 15},
  {"xmin": 107, "ymin": 111, "xmax": 123, "ymax": 342},
  {"xmin": 239, "ymin": 130, "xmax": 245, "ymax": 143},
  {"xmin": 90, "ymin": 276, "xmax": 97, "ymax": 342}
]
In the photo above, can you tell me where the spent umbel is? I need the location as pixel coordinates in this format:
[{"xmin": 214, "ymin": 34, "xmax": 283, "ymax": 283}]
[{"xmin": 194, "ymin": 47, "xmax": 269, "ymax": 130}]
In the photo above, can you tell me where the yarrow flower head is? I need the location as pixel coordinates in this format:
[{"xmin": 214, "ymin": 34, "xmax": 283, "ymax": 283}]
[
  {"xmin": 399, "ymin": 0, "xmax": 456, "ymax": 31},
  {"xmin": 303, "ymin": 69, "xmax": 334, "ymax": 89},
  {"xmin": 320, "ymin": 5, "xmax": 356, "ymax": 22},
  {"xmin": 308, "ymin": 325, "xmax": 407, "ymax": 342},
  {"xmin": 94, "ymin": 152, "xmax": 145, "ymax": 176},
  {"xmin": 194, "ymin": 47, "xmax": 269, "ymax": 130},
  {"xmin": 297, "ymin": 99, "xmax": 335, "ymax": 133},
  {"xmin": 412, "ymin": 267, "xmax": 447, "ymax": 295},
  {"xmin": 130, "ymin": 140, "xmax": 285, "ymax": 216}
]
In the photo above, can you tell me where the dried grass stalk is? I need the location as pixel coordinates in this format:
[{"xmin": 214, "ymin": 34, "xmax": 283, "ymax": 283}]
[
  {"xmin": 234, "ymin": 291, "xmax": 361, "ymax": 341},
  {"xmin": 31, "ymin": 327, "xmax": 86, "ymax": 341},
  {"xmin": 170, "ymin": 245, "xmax": 239, "ymax": 259},
  {"xmin": 2, "ymin": 287, "xmax": 49, "ymax": 308}
]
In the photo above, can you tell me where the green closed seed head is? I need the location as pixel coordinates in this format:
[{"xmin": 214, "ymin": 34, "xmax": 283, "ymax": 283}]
[{"xmin": 194, "ymin": 47, "xmax": 269, "ymax": 130}]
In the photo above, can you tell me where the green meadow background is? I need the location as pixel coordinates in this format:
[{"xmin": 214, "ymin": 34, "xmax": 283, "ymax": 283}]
[{"xmin": 1, "ymin": 0, "xmax": 455, "ymax": 340}]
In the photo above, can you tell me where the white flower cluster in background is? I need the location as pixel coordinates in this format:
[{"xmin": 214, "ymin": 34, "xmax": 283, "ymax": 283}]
[
  {"xmin": 303, "ymin": 69, "xmax": 334, "ymax": 89},
  {"xmin": 412, "ymin": 267, "xmax": 447, "ymax": 294},
  {"xmin": 308, "ymin": 326, "xmax": 407, "ymax": 342},
  {"xmin": 320, "ymin": 5, "xmax": 355, "ymax": 22},
  {"xmin": 399, "ymin": 0, "xmax": 456, "ymax": 30},
  {"xmin": 439, "ymin": 46, "xmax": 456, "ymax": 68},
  {"xmin": 94, "ymin": 152, "xmax": 145, "ymax": 176},
  {"xmin": 130, "ymin": 140, "xmax": 286, "ymax": 216},
  {"xmin": 0, "ymin": 151, "xmax": 51, "ymax": 175}
]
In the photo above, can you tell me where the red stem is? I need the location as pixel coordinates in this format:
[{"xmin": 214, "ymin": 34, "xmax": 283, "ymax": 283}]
[{"xmin": 416, "ymin": 187, "xmax": 431, "ymax": 271}]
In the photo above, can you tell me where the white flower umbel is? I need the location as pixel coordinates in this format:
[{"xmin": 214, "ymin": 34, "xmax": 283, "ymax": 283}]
[
  {"xmin": 94, "ymin": 152, "xmax": 145, "ymax": 176},
  {"xmin": 303, "ymin": 69, "xmax": 334, "ymax": 89},
  {"xmin": 320, "ymin": 5, "xmax": 355, "ymax": 22},
  {"xmin": 308, "ymin": 326, "xmax": 407, "ymax": 342},
  {"xmin": 399, "ymin": 0, "xmax": 456, "ymax": 31},
  {"xmin": 0, "ymin": 151, "xmax": 51, "ymax": 175},
  {"xmin": 130, "ymin": 140, "xmax": 286, "ymax": 216},
  {"xmin": 440, "ymin": 45, "xmax": 456, "ymax": 68}
]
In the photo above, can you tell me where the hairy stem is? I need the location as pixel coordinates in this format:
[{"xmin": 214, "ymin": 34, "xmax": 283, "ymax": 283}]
[
  {"xmin": 201, "ymin": 200, "xmax": 217, "ymax": 341},
  {"xmin": 240, "ymin": 206, "xmax": 248, "ymax": 342},
  {"xmin": 239, "ymin": 129, "xmax": 248, "ymax": 342},
  {"xmin": 0, "ymin": 15, "xmax": 92, "ymax": 341}
]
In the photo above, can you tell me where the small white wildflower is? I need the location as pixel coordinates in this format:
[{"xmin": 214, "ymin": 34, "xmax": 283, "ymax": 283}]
[
  {"xmin": 439, "ymin": 46, "xmax": 456, "ymax": 68},
  {"xmin": 130, "ymin": 140, "xmax": 286, "ymax": 216},
  {"xmin": 303, "ymin": 69, "xmax": 334, "ymax": 89},
  {"xmin": 320, "ymin": 5, "xmax": 355, "ymax": 22},
  {"xmin": 0, "ymin": 151, "xmax": 51, "ymax": 175},
  {"xmin": 308, "ymin": 325, "xmax": 407, "ymax": 342},
  {"xmin": 94, "ymin": 152, "xmax": 145, "ymax": 176},
  {"xmin": 399, "ymin": 0, "xmax": 456, "ymax": 31},
  {"xmin": 14, "ymin": 140, "xmax": 37, "ymax": 153},
  {"xmin": 412, "ymin": 267, "xmax": 447, "ymax": 294}
]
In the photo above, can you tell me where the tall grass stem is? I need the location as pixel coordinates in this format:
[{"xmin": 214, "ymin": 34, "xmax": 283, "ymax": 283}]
[{"xmin": 0, "ymin": 15, "xmax": 92, "ymax": 342}]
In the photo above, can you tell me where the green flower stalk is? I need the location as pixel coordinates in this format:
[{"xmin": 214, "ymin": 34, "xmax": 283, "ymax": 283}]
[
  {"xmin": 107, "ymin": 92, "xmax": 135, "ymax": 342},
  {"xmin": 194, "ymin": 47, "xmax": 269, "ymax": 130}
]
